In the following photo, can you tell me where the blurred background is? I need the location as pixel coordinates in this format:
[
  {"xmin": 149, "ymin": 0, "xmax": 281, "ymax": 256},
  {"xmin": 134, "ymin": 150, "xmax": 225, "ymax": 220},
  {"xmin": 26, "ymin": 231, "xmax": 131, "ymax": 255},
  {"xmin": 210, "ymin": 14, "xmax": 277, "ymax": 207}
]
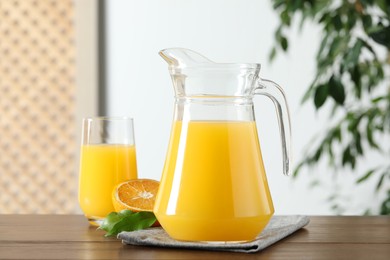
[{"xmin": 0, "ymin": 0, "xmax": 388, "ymax": 215}]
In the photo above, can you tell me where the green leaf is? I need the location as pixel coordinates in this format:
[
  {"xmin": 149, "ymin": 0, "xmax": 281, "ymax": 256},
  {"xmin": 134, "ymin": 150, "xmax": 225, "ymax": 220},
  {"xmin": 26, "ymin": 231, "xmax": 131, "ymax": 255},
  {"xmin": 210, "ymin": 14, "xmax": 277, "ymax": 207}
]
[
  {"xmin": 346, "ymin": 10, "xmax": 357, "ymax": 30},
  {"xmin": 273, "ymin": 0, "xmax": 285, "ymax": 10},
  {"xmin": 318, "ymin": 11, "xmax": 329, "ymax": 24},
  {"xmin": 342, "ymin": 146, "xmax": 355, "ymax": 168},
  {"xmin": 293, "ymin": 162, "xmax": 304, "ymax": 178},
  {"xmin": 274, "ymin": 24, "xmax": 289, "ymax": 53},
  {"xmin": 299, "ymin": 8, "xmax": 310, "ymax": 30},
  {"xmin": 350, "ymin": 39, "xmax": 364, "ymax": 62},
  {"xmin": 301, "ymin": 85, "xmax": 315, "ymax": 104},
  {"xmin": 331, "ymin": 15, "xmax": 342, "ymax": 30},
  {"xmin": 328, "ymin": 76, "xmax": 345, "ymax": 105},
  {"xmin": 269, "ymin": 47, "xmax": 277, "ymax": 61},
  {"xmin": 314, "ymin": 84, "xmax": 329, "ymax": 109},
  {"xmin": 377, "ymin": 0, "xmax": 390, "ymax": 16},
  {"xmin": 280, "ymin": 9, "xmax": 291, "ymax": 26},
  {"xmin": 342, "ymin": 146, "xmax": 350, "ymax": 166},
  {"xmin": 280, "ymin": 36, "xmax": 289, "ymax": 51},
  {"xmin": 366, "ymin": 116, "xmax": 380, "ymax": 149},
  {"xmin": 369, "ymin": 25, "xmax": 390, "ymax": 49},
  {"xmin": 376, "ymin": 173, "xmax": 386, "ymax": 192},
  {"xmin": 316, "ymin": 34, "xmax": 329, "ymax": 61},
  {"xmin": 362, "ymin": 14, "xmax": 372, "ymax": 31},
  {"xmin": 275, "ymin": 25, "xmax": 283, "ymax": 40},
  {"xmin": 372, "ymin": 96, "xmax": 385, "ymax": 103},
  {"xmin": 380, "ymin": 190, "xmax": 390, "ymax": 215},
  {"xmin": 334, "ymin": 127, "xmax": 342, "ymax": 142},
  {"xmin": 313, "ymin": 146, "xmax": 323, "ymax": 161},
  {"xmin": 328, "ymin": 103, "xmax": 340, "ymax": 118},
  {"xmin": 99, "ymin": 210, "xmax": 157, "ymax": 237},
  {"xmin": 327, "ymin": 142, "xmax": 335, "ymax": 163},
  {"xmin": 360, "ymin": 38, "xmax": 376, "ymax": 58},
  {"xmin": 291, "ymin": 0, "xmax": 303, "ymax": 12},
  {"xmin": 343, "ymin": 39, "xmax": 363, "ymax": 71},
  {"xmin": 349, "ymin": 66, "xmax": 362, "ymax": 98},
  {"xmin": 99, "ymin": 211, "xmax": 125, "ymax": 235},
  {"xmin": 363, "ymin": 209, "xmax": 372, "ymax": 216},
  {"xmin": 347, "ymin": 112, "xmax": 362, "ymax": 132},
  {"xmin": 354, "ymin": 132, "xmax": 363, "ymax": 155},
  {"xmin": 328, "ymin": 36, "xmax": 348, "ymax": 59},
  {"xmin": 356, "ymin": 169, "xmax": 376, "ymax": 184}
]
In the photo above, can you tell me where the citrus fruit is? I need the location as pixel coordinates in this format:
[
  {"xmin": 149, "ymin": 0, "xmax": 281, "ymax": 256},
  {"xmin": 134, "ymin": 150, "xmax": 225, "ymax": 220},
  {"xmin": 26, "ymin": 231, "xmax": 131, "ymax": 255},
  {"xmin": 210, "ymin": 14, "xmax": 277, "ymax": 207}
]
[{"xmin": 112, "ymin": 179, "xmax": 159, "ymax": 212}]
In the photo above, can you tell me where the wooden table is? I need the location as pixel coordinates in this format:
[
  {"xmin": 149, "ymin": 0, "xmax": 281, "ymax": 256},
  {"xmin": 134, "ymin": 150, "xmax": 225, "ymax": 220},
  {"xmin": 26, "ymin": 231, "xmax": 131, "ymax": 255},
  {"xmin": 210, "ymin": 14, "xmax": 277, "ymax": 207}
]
[{"xmin": 0, "ymin": 215, "xmax": 389, "ymax": 259}]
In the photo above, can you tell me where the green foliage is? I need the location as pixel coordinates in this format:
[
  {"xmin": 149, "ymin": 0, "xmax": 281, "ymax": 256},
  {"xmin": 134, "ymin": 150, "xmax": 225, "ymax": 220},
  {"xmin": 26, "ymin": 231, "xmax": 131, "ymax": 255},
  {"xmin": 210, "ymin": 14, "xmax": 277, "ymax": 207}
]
[
  {"xmin": 271, "ymin": 0, "xmax": 390, "ymax": 215},
  {"xmin": 99, "ymin": 210, "xmax": 157, "ymax": 237}
]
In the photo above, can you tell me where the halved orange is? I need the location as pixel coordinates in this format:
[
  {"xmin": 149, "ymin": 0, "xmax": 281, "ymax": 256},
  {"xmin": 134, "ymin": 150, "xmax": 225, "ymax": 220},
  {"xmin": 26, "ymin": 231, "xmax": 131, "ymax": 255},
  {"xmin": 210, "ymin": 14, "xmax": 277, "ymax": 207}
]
[{"xmin": 112, "ymin": 179, "xmax": 160, "ymax": 212}]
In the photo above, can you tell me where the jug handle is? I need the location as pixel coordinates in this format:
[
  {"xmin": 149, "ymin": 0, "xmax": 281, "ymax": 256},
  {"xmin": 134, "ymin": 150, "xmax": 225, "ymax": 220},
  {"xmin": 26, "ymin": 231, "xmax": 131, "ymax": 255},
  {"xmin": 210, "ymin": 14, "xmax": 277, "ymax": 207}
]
[{"xmin": 255, "ymin": 78, "xmax": 292, "ymax": 176}]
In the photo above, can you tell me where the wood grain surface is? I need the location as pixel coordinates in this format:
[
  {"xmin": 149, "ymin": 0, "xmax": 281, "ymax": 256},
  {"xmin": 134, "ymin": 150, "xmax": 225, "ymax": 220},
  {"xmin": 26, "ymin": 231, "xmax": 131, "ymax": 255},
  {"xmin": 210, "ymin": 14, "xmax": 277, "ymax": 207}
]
[{"xmin": 0, "ymin": 215, "xmax": 389, "ymax": 259}]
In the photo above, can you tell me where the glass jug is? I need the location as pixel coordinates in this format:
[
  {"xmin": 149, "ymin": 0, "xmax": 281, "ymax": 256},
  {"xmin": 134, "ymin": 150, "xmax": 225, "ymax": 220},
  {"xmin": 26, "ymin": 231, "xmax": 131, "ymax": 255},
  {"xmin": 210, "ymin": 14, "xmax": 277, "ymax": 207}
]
[{"xmin": 153, "ymin": 48, "xmax": 292, "ymax": 242}]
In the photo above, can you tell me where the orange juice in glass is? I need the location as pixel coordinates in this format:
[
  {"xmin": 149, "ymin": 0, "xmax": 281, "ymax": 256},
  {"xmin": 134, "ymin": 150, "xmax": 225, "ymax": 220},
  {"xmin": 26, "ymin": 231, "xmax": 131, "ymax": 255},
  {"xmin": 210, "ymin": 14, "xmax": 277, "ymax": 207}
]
[
  {"xmin": 78, "ymin": 117, "xmax": 138, "ymax": 226},
  {"xmin": 154, "ymin": 120, "xmax": 274, "ymax": 242}
]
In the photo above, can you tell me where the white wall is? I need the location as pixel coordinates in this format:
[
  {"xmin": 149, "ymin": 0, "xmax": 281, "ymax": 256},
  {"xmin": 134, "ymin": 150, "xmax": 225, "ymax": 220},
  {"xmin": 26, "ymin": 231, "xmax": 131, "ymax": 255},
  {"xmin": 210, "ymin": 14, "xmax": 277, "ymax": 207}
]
[{"xmin": 106, "ymin": 0, "xmax": 384, "ymax": 215}]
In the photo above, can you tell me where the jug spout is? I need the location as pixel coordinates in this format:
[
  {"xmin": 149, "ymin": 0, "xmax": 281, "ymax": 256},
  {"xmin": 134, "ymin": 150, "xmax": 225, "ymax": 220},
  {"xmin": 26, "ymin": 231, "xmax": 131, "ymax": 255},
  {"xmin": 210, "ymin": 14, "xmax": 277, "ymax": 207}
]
[
  {"xmin": 159, "ymin": 48, "xmax": 261, "ymax": 98},
  {"xmin": 159, "ymin": 48, "xmax": 214, "ymax": 68}
]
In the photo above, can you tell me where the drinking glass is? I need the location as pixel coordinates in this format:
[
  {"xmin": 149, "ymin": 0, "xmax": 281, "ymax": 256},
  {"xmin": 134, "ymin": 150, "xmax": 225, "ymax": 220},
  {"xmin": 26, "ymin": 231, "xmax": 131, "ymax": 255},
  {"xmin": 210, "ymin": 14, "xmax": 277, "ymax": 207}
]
[{"xmin": 78, "ymin": 117, "xmax": 138, "ymax": 226}]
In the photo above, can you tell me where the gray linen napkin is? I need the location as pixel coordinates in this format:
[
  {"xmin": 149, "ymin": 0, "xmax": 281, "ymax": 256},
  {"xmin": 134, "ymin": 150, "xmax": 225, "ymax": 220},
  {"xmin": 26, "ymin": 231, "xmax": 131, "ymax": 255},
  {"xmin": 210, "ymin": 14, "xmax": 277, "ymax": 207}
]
[{"xmin": 118, "ymin": 215, "xmax": 309, "ymax": 253}]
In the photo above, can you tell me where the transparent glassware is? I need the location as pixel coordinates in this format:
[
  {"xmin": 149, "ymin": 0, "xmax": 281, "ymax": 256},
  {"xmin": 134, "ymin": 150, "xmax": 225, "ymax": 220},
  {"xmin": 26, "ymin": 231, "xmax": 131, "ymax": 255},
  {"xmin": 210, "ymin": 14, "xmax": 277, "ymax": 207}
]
[
  {"xmin": 78, "ymin": 117, "xmax": 138, "ymax": 226},
  {"xmin": 154, "ymin": 48, "xmax": 292, "ymax": 242}
]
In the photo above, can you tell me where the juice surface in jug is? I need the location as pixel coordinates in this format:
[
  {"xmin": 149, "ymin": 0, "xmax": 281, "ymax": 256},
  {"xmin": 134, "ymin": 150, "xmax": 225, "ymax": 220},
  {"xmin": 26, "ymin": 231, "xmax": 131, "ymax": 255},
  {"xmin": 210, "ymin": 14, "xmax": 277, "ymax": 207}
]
[{"xmin": 154, "ymin": 120, "xmax": 274, "ymax": 242}]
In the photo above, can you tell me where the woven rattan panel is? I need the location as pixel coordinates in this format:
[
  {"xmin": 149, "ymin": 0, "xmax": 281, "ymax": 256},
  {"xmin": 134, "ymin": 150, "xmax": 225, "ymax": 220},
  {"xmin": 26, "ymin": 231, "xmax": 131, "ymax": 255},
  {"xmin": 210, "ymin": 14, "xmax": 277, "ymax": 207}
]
[{"xmin": 0, "ymin": 0, "xmax": 78, "ymax": 213}]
